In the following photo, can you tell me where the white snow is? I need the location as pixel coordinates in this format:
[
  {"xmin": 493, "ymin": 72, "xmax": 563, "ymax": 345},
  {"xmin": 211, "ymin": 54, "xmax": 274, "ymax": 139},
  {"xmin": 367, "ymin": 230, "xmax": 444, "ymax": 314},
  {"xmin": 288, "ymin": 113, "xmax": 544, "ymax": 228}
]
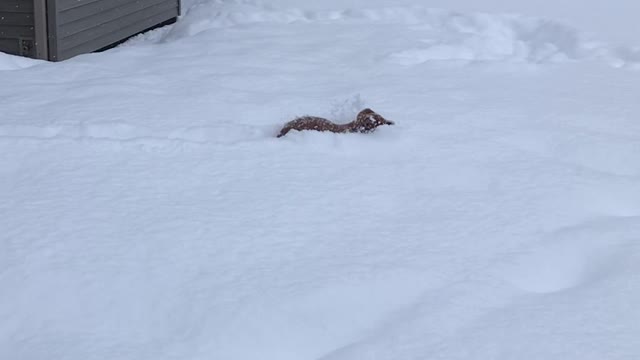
[{"xmin": 1, "ymin": 1, "xmax": 640, "ymax": 360}]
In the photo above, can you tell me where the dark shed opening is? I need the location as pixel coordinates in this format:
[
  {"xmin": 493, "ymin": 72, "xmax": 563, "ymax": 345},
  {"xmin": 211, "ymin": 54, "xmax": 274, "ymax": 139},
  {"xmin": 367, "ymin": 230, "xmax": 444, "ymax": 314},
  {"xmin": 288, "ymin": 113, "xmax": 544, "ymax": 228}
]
[{"xmin": 0, "ymin": 0, "xmax": 181, "ymax": 61}]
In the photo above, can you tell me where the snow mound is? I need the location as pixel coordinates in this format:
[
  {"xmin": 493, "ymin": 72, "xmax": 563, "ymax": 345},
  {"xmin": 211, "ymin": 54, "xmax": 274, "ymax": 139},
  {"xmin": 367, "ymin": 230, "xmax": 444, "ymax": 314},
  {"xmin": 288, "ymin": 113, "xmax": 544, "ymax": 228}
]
[
  {"xmin": 499, "ymin": 216, "xmax": 640, "ymax": 294},
  {"xmin": 164, "ymin": 1, "xmax": 638, "ymax": 67},
  {"xmin": 0, "ymin": 52, "xmax": 43, "ymax": 71},
  {"xmin": 387, "ymin": 15, "xmax": 587, "ymax": 64}
]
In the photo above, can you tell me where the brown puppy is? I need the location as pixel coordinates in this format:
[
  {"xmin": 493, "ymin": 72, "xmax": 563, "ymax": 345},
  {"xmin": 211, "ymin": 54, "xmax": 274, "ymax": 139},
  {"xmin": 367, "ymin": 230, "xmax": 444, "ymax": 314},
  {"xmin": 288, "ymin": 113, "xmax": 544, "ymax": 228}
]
[{"xmin": 277, "ymin": 108, "xmax": 394, "ymax": 138}]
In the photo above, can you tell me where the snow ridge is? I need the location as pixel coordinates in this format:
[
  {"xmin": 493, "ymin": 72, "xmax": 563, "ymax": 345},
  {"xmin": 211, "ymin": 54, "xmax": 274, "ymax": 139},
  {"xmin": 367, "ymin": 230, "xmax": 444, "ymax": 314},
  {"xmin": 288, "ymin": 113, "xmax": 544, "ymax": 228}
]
[
  {"xmin": 0, "ymin": 123, "xmax": 270, "ymax": 147},
  {"xmin": 166, "ymin": 0, "xmax": 640, "ymax": 67}
]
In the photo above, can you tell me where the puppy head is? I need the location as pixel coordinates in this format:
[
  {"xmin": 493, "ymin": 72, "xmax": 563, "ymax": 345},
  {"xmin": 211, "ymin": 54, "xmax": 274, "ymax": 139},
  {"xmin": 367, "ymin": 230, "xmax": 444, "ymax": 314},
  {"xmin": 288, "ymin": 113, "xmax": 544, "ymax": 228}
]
[{"xmin": 354, "ymin": 108, "xmax": 394, "ymax": 132}]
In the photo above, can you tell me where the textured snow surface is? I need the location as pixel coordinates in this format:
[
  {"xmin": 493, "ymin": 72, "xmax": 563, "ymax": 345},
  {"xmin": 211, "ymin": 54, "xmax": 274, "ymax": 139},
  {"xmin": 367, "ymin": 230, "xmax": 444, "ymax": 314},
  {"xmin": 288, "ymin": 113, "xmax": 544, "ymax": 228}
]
[{"xmin": 1, "ymin": 1, "xmax": 639, "ymax": 360}]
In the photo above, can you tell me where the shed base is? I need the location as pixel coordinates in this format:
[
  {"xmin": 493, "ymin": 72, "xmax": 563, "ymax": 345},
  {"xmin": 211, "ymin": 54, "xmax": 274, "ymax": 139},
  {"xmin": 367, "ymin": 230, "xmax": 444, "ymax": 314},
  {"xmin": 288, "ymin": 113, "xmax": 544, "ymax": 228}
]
[{"xmin": 95, "ymin": 17, "xmax": 178, "ymax": 54}]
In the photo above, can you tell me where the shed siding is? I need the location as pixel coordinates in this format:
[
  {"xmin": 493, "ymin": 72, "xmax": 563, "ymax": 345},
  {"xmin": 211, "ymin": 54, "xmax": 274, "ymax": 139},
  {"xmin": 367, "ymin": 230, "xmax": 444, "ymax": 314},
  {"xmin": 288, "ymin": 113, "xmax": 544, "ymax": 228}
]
[
  {"xmin": 50, "ymin": 0, "xmax": 180, "ymax": 60},
  {"xmin": 1, "ymin": 0, "xmax": 180, "ymax": 61},
  {"xmin": 0, "ymin": 0, "xmax": 36, "ymax": 57}
]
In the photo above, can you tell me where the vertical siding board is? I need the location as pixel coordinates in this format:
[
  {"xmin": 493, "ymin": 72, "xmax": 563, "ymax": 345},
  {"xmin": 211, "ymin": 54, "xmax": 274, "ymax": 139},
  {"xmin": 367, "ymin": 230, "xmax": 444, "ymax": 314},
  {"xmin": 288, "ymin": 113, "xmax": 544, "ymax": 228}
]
[
  {"xmin": 33, "ymin": 0, "xmax": 49, "ymax": 60},
  {"xmin": 47, "ymin": 0, "xmax": 60, "ymax": 60}
]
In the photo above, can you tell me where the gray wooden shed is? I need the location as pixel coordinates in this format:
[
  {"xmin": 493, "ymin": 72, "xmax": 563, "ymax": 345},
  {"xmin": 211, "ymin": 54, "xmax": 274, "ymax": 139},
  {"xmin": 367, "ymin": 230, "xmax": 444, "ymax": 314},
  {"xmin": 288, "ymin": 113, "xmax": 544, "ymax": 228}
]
[{"xmin": 0, "ymin": 0, "xmax": 180, "ymax": 61}]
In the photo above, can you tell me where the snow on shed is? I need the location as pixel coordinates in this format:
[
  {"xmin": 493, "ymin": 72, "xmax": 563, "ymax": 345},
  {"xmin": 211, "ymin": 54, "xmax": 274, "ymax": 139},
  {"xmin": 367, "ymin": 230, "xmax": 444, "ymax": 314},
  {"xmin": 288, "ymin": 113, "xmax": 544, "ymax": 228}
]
[{"xmin": 0, "ymin": 0, "xmax": 180, "ymax": 61}]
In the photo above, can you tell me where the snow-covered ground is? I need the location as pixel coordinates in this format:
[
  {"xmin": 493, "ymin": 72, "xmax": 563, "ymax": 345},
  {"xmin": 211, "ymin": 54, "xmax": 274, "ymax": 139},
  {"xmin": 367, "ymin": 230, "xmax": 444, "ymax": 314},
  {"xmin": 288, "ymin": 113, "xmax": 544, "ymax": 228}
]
[{"xmin": 1, "ymin": 1, "xmax": 639, "ymax": 359}]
